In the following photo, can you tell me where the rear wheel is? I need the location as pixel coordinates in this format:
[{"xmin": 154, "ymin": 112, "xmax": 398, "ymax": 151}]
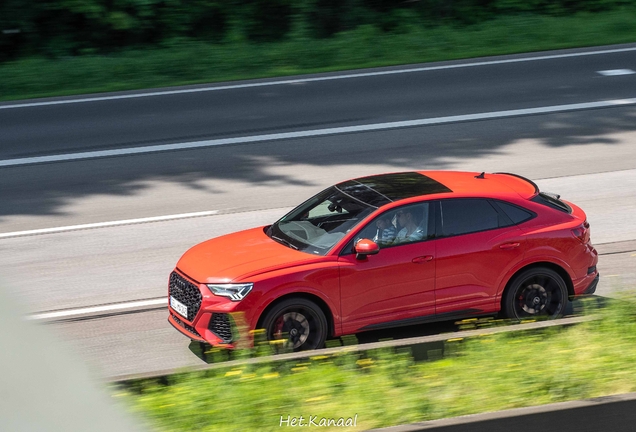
[
  {"xmin": 261, "ymin": 298, "xmax": 328, "ymax": 351},
  {"xmin": 502, "ymin": 267, "xmax": 569, "ymax": 319}
]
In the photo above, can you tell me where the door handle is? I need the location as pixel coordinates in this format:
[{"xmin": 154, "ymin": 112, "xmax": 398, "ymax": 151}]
[
  {"xmin": 499, "ymin": 242, "xmax": 520, "ymax": 250},
  {"xmin": 412, "ymin": 255, "xmax": 434, "ymax": 264}
]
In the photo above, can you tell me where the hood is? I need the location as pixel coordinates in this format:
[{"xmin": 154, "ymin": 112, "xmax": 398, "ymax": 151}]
[{"xmin": 176, "ymin": 227, "xmax": 325, "ymax": 283}]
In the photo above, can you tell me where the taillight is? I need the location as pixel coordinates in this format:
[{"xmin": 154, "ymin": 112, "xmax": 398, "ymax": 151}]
[{"xmin": 572, "ymin": 221, "xmax": 590, "ymax": 243}]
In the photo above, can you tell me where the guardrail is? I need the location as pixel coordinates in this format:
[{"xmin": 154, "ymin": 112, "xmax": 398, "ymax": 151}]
[{"xmin": 110, "ymin": 315, "xmax": 595, "ymax": 382}]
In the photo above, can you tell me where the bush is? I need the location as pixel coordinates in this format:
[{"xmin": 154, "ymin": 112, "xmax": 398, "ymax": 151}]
[{"xmin": 2, "ymin": 0, "xmax": 635, "ymax": 61}]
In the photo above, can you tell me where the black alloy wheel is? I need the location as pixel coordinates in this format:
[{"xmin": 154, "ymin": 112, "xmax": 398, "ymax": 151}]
[
  {"xmin": 261, "ymin": 298, "xmax": 328, "ymax": 351},
  {"xmin": 503, "ymin": 267, "xmax": 569, "ymax": 319}
]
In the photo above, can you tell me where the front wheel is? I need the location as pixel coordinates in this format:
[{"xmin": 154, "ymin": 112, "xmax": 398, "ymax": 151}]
[
  {"xmin": 502, "ymin": 267, "xmax": 569, "ymax": 319},
  {"xmin": 261, "ymin": 298, "xmax": 328, "ymax": 351}
]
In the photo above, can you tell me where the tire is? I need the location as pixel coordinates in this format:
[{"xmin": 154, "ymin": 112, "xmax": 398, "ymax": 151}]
[
  {"xmin": 261, "ymin": 298, "xmax": 328, "ymax": 351},
  {"xmin": 502, "ymin": 267, "xmax": 569, "ymax": 320}
]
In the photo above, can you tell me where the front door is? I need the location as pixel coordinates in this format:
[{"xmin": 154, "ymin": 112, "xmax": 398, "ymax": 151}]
[{"xmin": 337, "ymin": 202, "xmax": 436, "ymax": 334}]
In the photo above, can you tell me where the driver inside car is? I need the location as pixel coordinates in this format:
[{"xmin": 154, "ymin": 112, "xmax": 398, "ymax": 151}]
[{"xmin": 395, "ymin": 207, "xmax": 426, "ymax": 243}]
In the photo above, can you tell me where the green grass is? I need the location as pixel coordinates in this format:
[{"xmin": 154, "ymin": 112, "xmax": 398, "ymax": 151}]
[
  {"xmin": 119, "ymin": 296, "xmax": 636, "ymax": 431},
  {"xmin": 3, "ymin": 8, "xmax": 636, "ymax": 101}
]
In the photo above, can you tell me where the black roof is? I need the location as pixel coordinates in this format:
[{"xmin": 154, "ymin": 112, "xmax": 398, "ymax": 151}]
[{"xmin": 336, "ymin": 172, "xmax": 452, "ymax": 207}]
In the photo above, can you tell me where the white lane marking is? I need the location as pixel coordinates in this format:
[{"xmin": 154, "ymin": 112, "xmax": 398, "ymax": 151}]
[
  {"xmin": 2, "ymin": 46, "xmax": 636, "ymax": 110},
  {"xmin": 0, "ymin": 210, "xmax": 218, "ymax": 239},
  {"xmin": 598, "ymin": 69, "xmax": 635, "ymax": 76},
  {"xmin": 2, "ymin": 98, "xmax": 636, "ymax": 168},
  {"xmin": 27, "ymin": 298, "xmax": 167, "ymax": 321}
]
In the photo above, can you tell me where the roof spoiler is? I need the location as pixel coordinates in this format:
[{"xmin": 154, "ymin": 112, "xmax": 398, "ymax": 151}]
[{"xmin": 493, "ymin": 172, "xmax": 539, "ymax": 194}]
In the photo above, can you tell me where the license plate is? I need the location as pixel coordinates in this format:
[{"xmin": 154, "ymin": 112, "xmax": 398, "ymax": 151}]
[{"xmin": 170, "ymin": 296, "xmax": 188, "ymax": 319}]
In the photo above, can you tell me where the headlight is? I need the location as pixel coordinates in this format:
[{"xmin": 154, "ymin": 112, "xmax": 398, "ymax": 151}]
[{"xmin": 206, "ymin": 283, "xmax": 253, "ymax": 301}]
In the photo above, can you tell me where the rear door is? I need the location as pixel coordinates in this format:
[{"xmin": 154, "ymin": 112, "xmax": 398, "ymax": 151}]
[{"xmin": 433, "ymin": 198, "xmax": 527, "ymax": 315}]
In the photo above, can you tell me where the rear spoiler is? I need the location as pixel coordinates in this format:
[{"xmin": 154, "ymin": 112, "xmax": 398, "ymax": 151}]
[
  {"xmin": 493, "ymin": 172, "xmax": 539, "ymax": 194},
  {"xmin": 494, "ymin": 172, "xmax": 572, "ymax": 213}
]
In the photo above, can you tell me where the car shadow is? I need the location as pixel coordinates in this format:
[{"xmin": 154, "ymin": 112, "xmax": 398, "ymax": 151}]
[{"xmin": 2, "ymin": 106, "xmax": 636, "ymax": 222}]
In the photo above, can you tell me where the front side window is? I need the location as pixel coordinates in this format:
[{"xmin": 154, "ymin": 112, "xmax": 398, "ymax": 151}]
[
  {"xmin": 343, "ymin": 202, "xmax": 433, "ymax": 254},
  {"xmin": 440, "ymin": 199, "xmax": 501, "ymax": 237},
  {"xmin": 393, "ymin": 203, "xmax": 431, "ymax": 245},
  {"xmin": 267, "ymin": 187, "xmax": 376, "ymax": 255}
]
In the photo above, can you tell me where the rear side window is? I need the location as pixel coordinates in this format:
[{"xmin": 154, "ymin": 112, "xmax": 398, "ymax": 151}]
[
  {"xmin": 531, "ymin": 192, "xmax": 572, "ymax": 214},
  {"xmin": 440, "ymin": 199, "xmax": 501, "ymax": 237},
  {"xmin": 492, "ymin": 201, "xmax": 534, "ymax": 225}
]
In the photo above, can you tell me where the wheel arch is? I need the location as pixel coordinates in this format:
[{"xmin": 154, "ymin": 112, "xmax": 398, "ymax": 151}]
[
  {"xmin": 499, "ymin": 261, "xmax": 575, "ymax": 311},
  {"xmin": 256, "ymin": 292, "xmax": 336, "ymax": 338}
]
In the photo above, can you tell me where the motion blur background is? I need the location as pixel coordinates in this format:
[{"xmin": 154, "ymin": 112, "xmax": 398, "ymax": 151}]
[
  {"xmin": 2, "ymin": 0, "xmax": 636, "ymax": 100},
  {"xmin": 2, "ymin": 1, "xmax": 636, "ymax": 431},
  {"xmin": 1, "ymin": 0, "xmax": 634, "ymax": 59}
]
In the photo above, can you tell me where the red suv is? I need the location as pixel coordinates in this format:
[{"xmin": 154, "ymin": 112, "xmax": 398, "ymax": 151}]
[{"xmin": 168, "ymin": 171, "xmax": 599, "ymax": 351}]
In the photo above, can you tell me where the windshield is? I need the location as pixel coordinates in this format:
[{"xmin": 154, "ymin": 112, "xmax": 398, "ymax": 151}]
[{"xmin": 267, "ymin": 186, "xmax": 377, "ymax": 255}]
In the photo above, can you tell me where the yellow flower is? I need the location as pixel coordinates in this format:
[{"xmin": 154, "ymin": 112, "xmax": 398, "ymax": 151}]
[
  {"xmin": 305, "ymin": 396, "xmax": 328, "ymax": 402},
  {"xmin": 310, "ymin": 355, "xmax": 330, "ymax": 361},
  {"xmin": 240, "ymin": 373, "xmax": 257, "ymax": 380}
]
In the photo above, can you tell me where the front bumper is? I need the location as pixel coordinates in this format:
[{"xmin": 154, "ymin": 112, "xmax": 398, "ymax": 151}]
[
  {"xmin": 169, "ymin": 311, "xmax": 203, "ymax": 341},
  {"xmin": 169, "ymin": 310, "xmax": 237, "ymax": 346},
  {"xmin": 168, "ymin": 270, "xmax": 252, "ymax": 348}
]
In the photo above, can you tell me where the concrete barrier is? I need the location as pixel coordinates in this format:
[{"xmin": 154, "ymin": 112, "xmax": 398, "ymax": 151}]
[{"xmin": 373, "ymin": 393, "xmax": 636, "ymax": 432}]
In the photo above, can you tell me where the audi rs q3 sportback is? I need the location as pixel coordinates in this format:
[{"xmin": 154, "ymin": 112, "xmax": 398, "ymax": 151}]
[{"xmin": 168, "ymin": 171, "xmax": 599, "ymax": 351}]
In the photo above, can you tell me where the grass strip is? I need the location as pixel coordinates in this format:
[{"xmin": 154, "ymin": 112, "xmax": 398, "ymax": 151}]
[
  {"xmin": 111, "ymin": 315, "xmax": 593, "ymax": 382},
  {"xmin": 117, "ymin": 295, "xmax": 636, "ymax": 431},
  {"xmin": 3, "ymin": 8, "xmax": 636, "ymax": 102}
]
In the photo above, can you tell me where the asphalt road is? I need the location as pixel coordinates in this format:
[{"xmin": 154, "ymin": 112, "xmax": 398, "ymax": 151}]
[
  {"xmin": 1, "ymin": 44, "xmax": 636, "ymax": 379},
  {"xmin": 1, "ymin": 44, "xmax": 636, "ymax": 160}
]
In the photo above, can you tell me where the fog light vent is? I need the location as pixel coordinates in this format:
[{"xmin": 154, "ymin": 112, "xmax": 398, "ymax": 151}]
[{"xmin": 209, "ymin": 313, "xmax": 233, "ymax": 343}]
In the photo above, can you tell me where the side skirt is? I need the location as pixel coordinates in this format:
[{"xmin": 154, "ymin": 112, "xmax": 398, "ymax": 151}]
[{"xmin": 358, "ymin": 308, "xmax": 488, "ymax": 332}]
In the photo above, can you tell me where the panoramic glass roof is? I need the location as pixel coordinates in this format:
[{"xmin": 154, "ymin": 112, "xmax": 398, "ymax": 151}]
[{"xmin": 335, "ymin": 172, "xmax": 452, "ymax": 207}]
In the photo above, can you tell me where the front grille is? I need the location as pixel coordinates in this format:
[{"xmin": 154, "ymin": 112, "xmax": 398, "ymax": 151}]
[
  {"xmin": 169, "ymin": 271, "xmax": 202, "ymax": 322},
  {"xmin": 209, "ymin": 313, "xmax": 233, "ymax": 343},
  {"xmin": 171, "ymin": 313, "xmax": 202, "ymax": 338}
]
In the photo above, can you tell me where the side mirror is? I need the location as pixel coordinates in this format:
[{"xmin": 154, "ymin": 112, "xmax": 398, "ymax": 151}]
[{"xmin": 354, "ymin": 239, "xmax": 379, "ymax": 260}]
